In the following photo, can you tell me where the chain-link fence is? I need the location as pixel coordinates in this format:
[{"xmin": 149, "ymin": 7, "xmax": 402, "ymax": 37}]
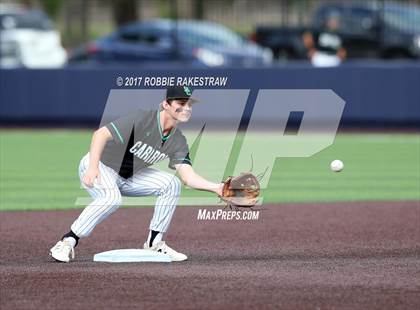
[{"xmin": 14, "ymin": 0, "xmax": 419, "ymax": 47}]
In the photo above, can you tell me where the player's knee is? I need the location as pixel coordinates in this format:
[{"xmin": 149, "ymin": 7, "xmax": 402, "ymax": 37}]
[
  {"xmin": 161, "ymin": 176, "xmax": 181, "ymax": 195},
  {"xmin": 104, "ymin": 191, "xmax": 122, "ymax": 207}
]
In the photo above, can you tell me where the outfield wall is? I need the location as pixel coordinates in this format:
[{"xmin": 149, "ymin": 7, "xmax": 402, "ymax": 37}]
[{"xmin": 0, "ymin": 63, "xmax": 419, "ymax": 127}]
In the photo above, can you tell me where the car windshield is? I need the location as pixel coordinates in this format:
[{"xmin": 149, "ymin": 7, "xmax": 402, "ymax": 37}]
[
  {"xmin": 0, "ymin": 11, "xmax": 53, "ymax": 30},
  {"xmin": 383, "ymin": 4, "xmax": 420, "ymax": 32},
  {"xmin": 177, "ymin": 22, "xmax": 244, "ymax": 47}
]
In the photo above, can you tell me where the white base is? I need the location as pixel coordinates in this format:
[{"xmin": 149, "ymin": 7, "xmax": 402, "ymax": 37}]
[{"xmin": 93, "ymin": 249, "xmax": 172, "ymax": 263}]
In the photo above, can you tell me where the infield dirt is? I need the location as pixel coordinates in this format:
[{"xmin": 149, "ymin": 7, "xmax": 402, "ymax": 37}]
[{"xmin": 1, "ymin": 201, "xmax": 419, "ymax": 309}]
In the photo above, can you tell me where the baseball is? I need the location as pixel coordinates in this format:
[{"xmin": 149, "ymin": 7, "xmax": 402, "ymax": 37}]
[{"xmin": 330, "ymin": 159, "xmax": 344, "ymax": 172}]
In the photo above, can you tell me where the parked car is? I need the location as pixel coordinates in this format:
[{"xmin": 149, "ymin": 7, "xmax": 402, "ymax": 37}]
[
  {"xmin": 0, "ymin": 5, "xmax": 67, "ymax": 68},
  {"xmin": 252, "ymin": 1, "xmax": 420, "ymax": 59},
  {"xmin": 69, "ymin": 19, "xmax": 273, "ymax": 67}
]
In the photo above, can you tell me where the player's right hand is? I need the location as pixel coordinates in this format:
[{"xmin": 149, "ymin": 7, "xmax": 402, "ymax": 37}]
[{"xmin": 83, "ymin": 167, "xmax": 101, "ymax": 187}]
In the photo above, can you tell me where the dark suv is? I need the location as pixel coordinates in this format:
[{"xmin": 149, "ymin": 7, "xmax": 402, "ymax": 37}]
[{"xmin": 254, "ymin": 1, "xmax": 420, "ymax": 59}]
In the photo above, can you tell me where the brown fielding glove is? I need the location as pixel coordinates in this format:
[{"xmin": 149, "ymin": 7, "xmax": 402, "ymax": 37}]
[{"xmin": 220, "ymin": 172, "xmax": 260, "ymax": 207}]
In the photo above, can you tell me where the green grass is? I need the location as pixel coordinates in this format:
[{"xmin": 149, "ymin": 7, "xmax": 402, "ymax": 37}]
[
  {"xmin": 1, "ymin": 130, "xmax": 419, "ymax": 211},
  {"xmin": 265, "ymin": 133, "xmax": 420, "ymax": 202}
]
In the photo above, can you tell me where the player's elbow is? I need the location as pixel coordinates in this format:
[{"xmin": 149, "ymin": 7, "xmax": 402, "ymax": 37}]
[
  {"xmin": 180, "ymin": 174, "xmax": 191, "ymax": 187},
  {"xmin": 178, "ymin": 167, "xmax": 196, "ymax": 187}
]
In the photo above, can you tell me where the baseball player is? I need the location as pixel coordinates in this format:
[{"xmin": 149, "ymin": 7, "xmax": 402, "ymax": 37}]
[{"xmin": 50, "ymin": 86, "xmax": 223, "ymax": 262}]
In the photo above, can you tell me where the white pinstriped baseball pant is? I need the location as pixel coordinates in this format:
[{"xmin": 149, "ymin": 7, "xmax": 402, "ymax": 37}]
[{"xmin": 71, "ymin": 153, "xmax": 181, "ymax": 238}]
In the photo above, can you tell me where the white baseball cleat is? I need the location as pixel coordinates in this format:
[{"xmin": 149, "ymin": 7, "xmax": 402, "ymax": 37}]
[
  {"xmin": 143, "ymin": 241, "xmax": 187, "ymax": 262},
  {"xmin": 49, "ymin": 240, "xmax": 75, "ymax": 263}
]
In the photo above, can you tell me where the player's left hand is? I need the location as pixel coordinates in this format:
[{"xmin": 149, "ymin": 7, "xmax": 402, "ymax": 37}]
[{"xmin": 220, "ymin": 172, "xmax": 260, "ymax": 207}]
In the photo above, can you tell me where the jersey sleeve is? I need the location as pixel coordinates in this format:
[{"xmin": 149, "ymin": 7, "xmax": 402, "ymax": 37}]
[
  {"xmin": 168, "ymin": 134, "xmax": 192, "ymax": 169},
  {"xmin": 105, "ymin": 110, "xmax": 144, "ymax": 145}
]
